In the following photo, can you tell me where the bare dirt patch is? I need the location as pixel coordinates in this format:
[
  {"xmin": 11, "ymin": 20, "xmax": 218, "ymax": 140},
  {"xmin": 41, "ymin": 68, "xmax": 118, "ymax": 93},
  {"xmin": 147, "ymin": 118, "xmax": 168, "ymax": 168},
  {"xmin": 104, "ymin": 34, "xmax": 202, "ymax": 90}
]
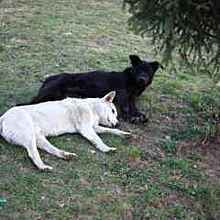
[
  {"xmin": 178, "ymin": 138, "xmax": 220, "ymax": 184},
  {"xmin": 197, "ymin": 140, "xmax": 220, "ymax": 183}
]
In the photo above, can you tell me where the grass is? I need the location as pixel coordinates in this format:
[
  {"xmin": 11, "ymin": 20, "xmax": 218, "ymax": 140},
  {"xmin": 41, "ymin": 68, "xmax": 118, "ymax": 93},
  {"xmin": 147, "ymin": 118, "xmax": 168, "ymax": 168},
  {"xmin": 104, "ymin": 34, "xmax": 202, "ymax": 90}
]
[{"xmin": 0, "ymin": 0, "xmax": 220, "ymax": 219}]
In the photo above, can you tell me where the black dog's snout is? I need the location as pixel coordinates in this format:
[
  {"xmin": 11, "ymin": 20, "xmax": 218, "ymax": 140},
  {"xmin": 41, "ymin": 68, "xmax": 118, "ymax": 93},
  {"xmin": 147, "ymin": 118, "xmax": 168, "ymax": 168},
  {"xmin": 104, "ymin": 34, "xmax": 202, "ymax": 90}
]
[{"xmin": 137, "ymin": 77, "xmax": 147, "ymax": 86}]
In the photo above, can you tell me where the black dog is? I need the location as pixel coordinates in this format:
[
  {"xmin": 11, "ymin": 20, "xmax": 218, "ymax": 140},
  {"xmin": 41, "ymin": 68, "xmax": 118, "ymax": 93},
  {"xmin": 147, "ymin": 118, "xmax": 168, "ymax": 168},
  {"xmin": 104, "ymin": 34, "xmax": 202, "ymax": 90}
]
[{"xmin": 22, "ymin": 55, "xmax": 162, "ymax": 123}]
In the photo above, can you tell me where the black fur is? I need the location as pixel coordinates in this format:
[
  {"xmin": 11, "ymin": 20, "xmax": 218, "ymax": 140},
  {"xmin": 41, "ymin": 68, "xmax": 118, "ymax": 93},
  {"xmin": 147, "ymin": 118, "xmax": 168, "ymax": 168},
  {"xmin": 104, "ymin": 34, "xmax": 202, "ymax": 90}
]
[{"xmin": 20, "ymin": 55, "xmax": 162, "ymax": 123}]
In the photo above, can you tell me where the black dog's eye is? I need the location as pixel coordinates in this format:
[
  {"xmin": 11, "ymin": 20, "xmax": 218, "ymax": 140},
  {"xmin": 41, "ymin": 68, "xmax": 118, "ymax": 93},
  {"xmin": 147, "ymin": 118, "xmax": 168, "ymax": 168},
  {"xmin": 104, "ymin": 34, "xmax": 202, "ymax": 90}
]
[{"xmin": 112, "ymin": 109, "xmax": 115, "ymax": 114}]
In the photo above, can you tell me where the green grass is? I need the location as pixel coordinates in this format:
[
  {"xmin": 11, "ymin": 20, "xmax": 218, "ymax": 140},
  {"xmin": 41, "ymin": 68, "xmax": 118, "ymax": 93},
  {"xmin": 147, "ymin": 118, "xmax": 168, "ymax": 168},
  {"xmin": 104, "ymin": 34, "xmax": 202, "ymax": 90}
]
[{"xmin": 0, "ymin": 0, "xmax": 220, "ymax": 219}]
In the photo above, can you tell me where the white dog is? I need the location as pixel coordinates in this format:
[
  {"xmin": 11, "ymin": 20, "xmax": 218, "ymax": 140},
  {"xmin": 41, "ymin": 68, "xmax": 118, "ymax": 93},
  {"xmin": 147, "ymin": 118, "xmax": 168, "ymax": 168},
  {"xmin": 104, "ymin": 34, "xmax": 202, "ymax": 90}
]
[{"xmin": 0, "ymin": 91, "xmax": 130, "ymax": 170}]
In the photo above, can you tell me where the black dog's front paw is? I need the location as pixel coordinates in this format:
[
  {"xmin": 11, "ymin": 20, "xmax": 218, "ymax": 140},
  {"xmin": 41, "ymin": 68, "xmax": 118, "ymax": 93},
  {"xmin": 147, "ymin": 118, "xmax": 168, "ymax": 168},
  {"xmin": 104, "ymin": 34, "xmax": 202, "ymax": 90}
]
[{"xmin": 130, "ymin": 114, "xmax": 148, "ymax": 124}]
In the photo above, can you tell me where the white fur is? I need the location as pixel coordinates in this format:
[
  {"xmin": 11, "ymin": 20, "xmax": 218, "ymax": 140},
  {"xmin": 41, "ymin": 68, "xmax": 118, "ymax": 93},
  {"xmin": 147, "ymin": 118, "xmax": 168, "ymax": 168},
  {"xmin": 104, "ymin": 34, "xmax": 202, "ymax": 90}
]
[{"xmin": 0, "ymin": 91, "xmax": 130, "ymax": 170}]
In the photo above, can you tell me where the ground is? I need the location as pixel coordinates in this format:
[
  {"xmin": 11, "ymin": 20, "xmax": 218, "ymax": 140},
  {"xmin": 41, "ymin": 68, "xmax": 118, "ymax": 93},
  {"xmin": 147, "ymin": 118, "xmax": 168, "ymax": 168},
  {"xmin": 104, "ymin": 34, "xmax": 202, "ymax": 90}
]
[{"xmin": 0, "ymin": 0, "xmax": 220, "ymax": 219}]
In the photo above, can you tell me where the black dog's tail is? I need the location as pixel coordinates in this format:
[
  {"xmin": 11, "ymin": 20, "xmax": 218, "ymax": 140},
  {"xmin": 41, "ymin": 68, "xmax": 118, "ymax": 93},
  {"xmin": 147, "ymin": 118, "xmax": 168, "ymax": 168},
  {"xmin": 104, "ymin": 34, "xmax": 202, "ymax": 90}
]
[
  {"xmin": 16, "ymin": 92, "xmax": 62, "ymax": 106},
  {"xmin": 15, "ymin": 77, "xmax": 51, "ymax": 106},
  {"xmin": 16, "ymin": 100, "xmax": 34, "ymax": 106},
  {"xmin": 16, "ymin": 96, "xmax": 40, "ymax": 106},
  {"xmin": 16, "ymin": 102, "xmax": 30, "ymax": 106}
]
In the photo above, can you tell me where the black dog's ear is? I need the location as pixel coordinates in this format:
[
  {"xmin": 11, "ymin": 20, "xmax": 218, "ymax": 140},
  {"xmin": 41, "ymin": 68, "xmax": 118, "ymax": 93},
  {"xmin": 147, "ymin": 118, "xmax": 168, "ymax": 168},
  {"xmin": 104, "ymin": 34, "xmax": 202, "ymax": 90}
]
[
  {"xmin": 150, "ymin": 61, "xmax": 164, "ymax": 73},
  {"xmin": 129, "ymin": 55, "xmax": 142, "ymax": 66}
]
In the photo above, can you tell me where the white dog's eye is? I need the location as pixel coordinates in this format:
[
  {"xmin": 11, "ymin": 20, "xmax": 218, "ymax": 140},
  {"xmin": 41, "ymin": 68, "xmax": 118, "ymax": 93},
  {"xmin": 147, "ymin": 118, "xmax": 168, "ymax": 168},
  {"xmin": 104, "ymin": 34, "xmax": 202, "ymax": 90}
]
[{"xmin": 112, "ymin": 109, "xmax": 115, "ymax": 114}]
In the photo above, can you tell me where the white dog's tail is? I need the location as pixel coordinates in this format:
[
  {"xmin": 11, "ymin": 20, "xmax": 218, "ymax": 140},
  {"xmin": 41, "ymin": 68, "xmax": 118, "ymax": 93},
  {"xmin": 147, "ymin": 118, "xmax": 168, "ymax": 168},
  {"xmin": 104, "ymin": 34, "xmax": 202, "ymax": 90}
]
[{"xmin": 0, "ymin": 115, "xmax": 3, "ymax": 135}]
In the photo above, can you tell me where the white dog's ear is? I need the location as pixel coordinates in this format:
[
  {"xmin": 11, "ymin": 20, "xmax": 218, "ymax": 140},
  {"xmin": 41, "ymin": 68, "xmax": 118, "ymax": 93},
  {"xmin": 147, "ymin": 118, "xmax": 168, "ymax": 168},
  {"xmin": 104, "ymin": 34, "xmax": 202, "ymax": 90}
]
[{"xmin": 102, "ymin": 91, "xmax": 116, "ymax": 103}]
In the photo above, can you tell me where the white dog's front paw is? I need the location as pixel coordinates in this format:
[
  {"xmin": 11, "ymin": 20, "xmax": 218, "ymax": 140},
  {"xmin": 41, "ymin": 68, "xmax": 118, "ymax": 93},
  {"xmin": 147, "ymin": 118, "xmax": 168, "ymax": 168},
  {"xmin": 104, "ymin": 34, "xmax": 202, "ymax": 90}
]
[
  {"xmin": 121, "ymin": 131, "xmax": 132, "ymax": 137},
  {"xmin": 110, "ymin": 147, "xmax": 117, "ymax": 151},
  {"xmin": 100, "ymin": 146, "xmax": 117, "ymax": 152},
  {"xmin": 39, "ymin": 165, "xmax": 53, "ymax": 171},
  {"xmin": 62, "ymin": 151, "xmax": 78, "ymax": 160}
]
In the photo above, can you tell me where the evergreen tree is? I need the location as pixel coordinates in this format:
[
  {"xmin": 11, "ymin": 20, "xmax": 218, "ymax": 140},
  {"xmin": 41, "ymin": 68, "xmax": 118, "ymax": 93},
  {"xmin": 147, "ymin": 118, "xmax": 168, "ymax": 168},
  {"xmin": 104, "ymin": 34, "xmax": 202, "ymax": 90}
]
[{"xmin": 123, "ymin": 0, "xmax": 220, "ymax": 80}]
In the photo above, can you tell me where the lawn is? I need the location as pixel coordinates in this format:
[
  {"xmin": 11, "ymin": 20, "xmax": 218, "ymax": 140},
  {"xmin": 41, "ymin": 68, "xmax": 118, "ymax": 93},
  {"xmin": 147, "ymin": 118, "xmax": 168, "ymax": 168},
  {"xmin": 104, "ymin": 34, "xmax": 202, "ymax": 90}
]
[{"xmin": 0, "ymin": 0, "xmax": 219, "ymax": 219}]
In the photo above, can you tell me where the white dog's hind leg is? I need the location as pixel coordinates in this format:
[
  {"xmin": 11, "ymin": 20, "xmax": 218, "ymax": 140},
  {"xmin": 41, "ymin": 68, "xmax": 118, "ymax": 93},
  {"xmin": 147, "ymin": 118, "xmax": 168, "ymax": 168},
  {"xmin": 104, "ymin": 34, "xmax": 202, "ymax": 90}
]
[
  {"xmin": 79, "ymin": 127, "xmax": 116, "ymax": 152},
  {"xmin": 13, "ymin": 133, "xmax": 52, "ymax": 171},
  {"xmin": 36, "ymin": 134, "xmax": 77, "ymax": 160},
  {"xmin": 26, "ymin": 140, "xmax": 53, "ymax": 171},
  {"xmin": 1, "ymin": 112, "xmax": 52, "ymax": 171},
  {"xmin": 94, "ymin": 126, "xmax": 131, "ymax": 137}
]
